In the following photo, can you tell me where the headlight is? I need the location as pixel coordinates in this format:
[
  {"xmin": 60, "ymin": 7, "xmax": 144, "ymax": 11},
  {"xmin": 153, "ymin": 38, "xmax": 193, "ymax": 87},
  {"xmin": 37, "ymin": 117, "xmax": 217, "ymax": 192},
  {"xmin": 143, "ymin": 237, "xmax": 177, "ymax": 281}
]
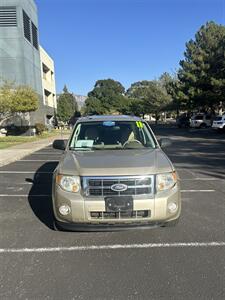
[
  {"xmin": 156, "ymin": 171, "xmax": 177, "ymax": 192},
  {"xmin": 56, "ymin": 175, "xmax": 80, "ymax": 193}
]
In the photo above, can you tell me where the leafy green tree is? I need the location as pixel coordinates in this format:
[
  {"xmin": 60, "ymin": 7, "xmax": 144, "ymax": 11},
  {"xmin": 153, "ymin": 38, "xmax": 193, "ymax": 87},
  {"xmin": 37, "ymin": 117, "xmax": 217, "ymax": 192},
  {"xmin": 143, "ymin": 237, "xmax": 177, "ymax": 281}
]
[
  {"xmin": 127, "ymin": 81, "xmax": 151, "ymax": 99},
  {"xmin": 57, "ymin": 85, "xmax": 78, "ymax": 123},
  {"xmin": 126, "ymin": 80, "xmax": 170, "ymax": 120},
  {"xmin": 0, "ymin": 82, "xmax": 13, "ymax": 116},
  {"xmin": 0, "ymin": 82, "xmax": 38, "ymax": 123},
  {"xmin": 113, "ymin": 97, "xmax": 141, "ymax": 115},
  {"xmin": 178, "ymin": 21, "xmax": 225, "ymax": 111},
  {"xmin": 159, "ymin": 73, "xmax": 187, "ymax": 116},
  {"xmin": 13, "ymin": 86, "xmax": 39, "ymax": 112},
  {"xmin": 84, "ymin": 79, "xmax": 126, "ymax": 114},
  {"xmin": 126, "ymin": 98, "xmax": 146, "ymax": 117},
  {"xmin": 84, "ymin": 97, "xmax": 106, "ymax": 115}
]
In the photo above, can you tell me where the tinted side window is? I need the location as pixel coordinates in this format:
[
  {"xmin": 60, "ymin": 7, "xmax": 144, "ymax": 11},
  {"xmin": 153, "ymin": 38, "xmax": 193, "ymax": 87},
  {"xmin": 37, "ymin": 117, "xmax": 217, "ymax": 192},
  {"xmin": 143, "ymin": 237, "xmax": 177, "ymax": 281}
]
[
  {"xmin": 195, "ymin": 116, "xmax": 203, "ymax": 120},
  {"xmin": 215, "ymin": 117, "xmax": 221, "ymax": 121}
]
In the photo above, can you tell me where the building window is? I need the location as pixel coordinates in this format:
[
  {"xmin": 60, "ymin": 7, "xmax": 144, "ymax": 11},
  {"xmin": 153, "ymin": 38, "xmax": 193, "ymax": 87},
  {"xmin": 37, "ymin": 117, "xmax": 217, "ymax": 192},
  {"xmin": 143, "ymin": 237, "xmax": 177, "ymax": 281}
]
[
  {"xmin": 23, "ymin": 10, "xmax": 31, "ymax": 42},
  {"xmin": 23, "ymin": 10, "xmax": 39, "ymax": 51},
  {"xmin": 32, "ymin": 22, "xmax": 38, "ymax": 49},
  {"xmin": 44, "ymin": 89, "xmax": 51, "ymax": 106},
  {"xmin": 42, "ymin": 63, "xmax": 49, "ymax": 80},
  {"xmin": 0, "ymin": 6, "xmax": 17, "ymax": 27}
]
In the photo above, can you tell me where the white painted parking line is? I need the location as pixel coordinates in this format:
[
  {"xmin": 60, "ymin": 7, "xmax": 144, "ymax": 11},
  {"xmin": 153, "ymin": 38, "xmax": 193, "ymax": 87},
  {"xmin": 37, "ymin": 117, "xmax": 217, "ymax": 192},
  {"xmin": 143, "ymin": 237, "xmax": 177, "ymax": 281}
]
[
  {"xmin": 32, "ymin": 152, "xmax": 62, "ymax": 155},
  {"xmin": 182, "ymin": 178, "xmax": 224, "ymax": 181},
  {"xmin": 19, "ymin": 160, "xmax": 58, "ymax": 162},
  {"xmin": 0, "ymin": 242, "xmax": 225, "ymax": 253},
  {"xmin": 181, "ymin": 190, "xmax": 215, "ymax": 192},
  {"xmin": 0, "ymin": 171, "xmax": 53, "ymax": 174},
  {"xmin": 0, "ymin": 189, "xmax": 216, "ymax": 197},
  {"xmin": 0, "ymin": 194, "xmax": 50, "ymax": 197},
  {"xmin": 176, "ymin": 169, "xmax": 197, "ymax": 176},
  {"xmin": 0, "ymin": 170, "xmax": 221, "ymax": 182}
]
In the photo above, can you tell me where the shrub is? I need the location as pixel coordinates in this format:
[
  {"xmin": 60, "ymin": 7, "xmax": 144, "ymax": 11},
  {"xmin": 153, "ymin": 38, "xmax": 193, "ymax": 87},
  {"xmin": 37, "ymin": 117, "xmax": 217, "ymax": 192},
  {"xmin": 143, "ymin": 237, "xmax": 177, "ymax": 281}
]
[{"xmin": 35, "ymin": 123, "xmax": 46, "ymax": 135}]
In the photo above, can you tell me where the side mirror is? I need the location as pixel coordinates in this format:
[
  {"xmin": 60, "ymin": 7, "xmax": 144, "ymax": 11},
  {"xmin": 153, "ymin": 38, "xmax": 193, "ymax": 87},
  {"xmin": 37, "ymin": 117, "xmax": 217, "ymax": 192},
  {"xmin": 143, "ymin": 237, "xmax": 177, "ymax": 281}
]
[
  {"xmin": 159, "ymin": 138, "xmax": 172, "ymax": 148},
  {"xmin": 52, "ymin": 139, "xmax": 67, "ymax": 150}
]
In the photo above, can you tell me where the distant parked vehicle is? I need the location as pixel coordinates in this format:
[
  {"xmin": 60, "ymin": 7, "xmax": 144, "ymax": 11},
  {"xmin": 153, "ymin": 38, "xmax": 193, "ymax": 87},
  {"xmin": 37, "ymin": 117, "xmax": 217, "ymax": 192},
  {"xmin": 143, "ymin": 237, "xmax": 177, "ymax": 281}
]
[
  {"xmin": 190, "ymin": 114, "xmax": 212, "ymax": 129},
  {"xmin": 212, "ymin": 115, "xmax": 225, "ymax": 132},
  {"xmin": 0, "ymin": 128, "xmax": 7, "ymax": 137},
  {"xmin": 176, "ymin": 114, "xmax": 190, "ymax": 128}
]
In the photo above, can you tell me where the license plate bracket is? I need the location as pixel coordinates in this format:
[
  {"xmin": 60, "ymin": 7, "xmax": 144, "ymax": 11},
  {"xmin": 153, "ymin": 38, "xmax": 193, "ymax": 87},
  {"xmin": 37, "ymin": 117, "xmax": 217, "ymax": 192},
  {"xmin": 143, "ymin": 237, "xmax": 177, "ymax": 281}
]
[{"xmin": 105, "ymin": 196, "xmax": 133, "ymax": 212}]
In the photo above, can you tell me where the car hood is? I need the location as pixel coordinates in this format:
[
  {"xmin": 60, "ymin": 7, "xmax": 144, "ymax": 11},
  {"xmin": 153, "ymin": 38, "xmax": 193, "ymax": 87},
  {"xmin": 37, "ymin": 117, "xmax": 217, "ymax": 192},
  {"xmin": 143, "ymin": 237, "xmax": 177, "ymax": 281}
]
[{"xmin": 57, "ymin": 149, "xmax": 174, "ymax": 176}]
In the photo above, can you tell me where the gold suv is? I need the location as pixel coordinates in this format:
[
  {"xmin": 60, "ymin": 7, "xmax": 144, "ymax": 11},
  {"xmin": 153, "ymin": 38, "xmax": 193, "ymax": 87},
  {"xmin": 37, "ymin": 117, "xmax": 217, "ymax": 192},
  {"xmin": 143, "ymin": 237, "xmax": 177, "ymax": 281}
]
[{"xmin": 52, "ymin": 115, "xmax": 181, "ymax": 231}]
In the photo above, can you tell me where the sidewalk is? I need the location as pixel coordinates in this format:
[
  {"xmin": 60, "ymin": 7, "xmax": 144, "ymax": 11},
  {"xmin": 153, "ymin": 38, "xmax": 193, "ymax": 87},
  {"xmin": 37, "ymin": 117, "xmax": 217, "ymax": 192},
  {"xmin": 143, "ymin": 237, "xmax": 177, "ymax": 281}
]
[{"xmin": 0, "ymin": 135, "xmax": 68, "ymax": 167}]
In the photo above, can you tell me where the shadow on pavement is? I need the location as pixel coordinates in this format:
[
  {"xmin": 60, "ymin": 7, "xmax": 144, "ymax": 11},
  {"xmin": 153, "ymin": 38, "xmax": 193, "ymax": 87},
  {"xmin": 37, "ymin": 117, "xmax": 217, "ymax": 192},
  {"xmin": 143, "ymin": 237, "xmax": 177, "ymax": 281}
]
[
  {"xmin": 27, "ymin": 162, "xmax": 58, "ymax": 230},
  {"xmin": 151, "ymin": 124, "xmax": 225, "ymax": 140},
  {"xmin": 152, "ymin": 126, "xmax": 225, "ymax": 179}
]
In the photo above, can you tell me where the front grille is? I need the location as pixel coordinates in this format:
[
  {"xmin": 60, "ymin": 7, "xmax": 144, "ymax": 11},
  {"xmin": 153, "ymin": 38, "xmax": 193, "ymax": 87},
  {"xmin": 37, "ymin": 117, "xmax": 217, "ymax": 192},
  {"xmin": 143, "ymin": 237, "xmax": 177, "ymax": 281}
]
[
  {"xmin": 83, "ymin": 176, "xmax": 154, "ymax": 197},
  {"xmin": 90, "ymin": 210, "xmax": 150, "ymax": 219}
]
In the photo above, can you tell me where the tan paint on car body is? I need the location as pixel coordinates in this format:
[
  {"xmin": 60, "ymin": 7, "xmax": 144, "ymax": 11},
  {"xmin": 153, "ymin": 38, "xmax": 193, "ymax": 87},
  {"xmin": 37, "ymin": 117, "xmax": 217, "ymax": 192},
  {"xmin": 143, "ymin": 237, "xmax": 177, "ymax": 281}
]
[
  {"xmin": 52, "ymin": 115, "xmax": 181, "ymax": 230},
  {"xmin": 57, "ymin": 148, "xmax": 173, "ymax": 177}
]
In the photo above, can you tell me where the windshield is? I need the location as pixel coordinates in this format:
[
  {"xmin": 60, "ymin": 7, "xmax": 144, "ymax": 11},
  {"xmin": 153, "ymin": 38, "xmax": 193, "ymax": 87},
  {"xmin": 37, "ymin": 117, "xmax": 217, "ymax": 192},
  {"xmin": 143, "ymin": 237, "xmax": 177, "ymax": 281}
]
[
  {"xmin": 215, "ymin": 116, "xmax": 222, "ymax": 121},
  {"xmin": 69, "ymin": 120, "xmax": 157, "ymax": 150}
]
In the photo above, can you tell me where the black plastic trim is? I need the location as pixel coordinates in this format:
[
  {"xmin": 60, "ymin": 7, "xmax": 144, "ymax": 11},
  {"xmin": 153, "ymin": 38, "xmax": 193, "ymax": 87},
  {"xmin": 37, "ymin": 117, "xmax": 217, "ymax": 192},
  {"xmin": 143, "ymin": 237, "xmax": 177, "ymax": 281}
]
[{"xmin": 54, "ymin": 219, "xmax": 168, "ymax": 232}]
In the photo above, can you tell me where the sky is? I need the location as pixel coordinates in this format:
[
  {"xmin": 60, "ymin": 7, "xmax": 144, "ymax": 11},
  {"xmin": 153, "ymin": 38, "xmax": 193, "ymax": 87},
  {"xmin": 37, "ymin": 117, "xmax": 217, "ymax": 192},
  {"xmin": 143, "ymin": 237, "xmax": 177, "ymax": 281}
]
[{"xmin": 36, "ymin": 0, "xmax": 225, "ymax": 96}]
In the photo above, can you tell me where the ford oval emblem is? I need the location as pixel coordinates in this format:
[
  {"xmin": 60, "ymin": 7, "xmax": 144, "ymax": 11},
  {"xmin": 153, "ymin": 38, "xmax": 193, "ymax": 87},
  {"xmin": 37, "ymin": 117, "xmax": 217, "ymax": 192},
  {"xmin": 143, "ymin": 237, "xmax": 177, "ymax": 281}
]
[{"xmin": 111, "ymin": 183, "xmax": 128, "ymax": 192}]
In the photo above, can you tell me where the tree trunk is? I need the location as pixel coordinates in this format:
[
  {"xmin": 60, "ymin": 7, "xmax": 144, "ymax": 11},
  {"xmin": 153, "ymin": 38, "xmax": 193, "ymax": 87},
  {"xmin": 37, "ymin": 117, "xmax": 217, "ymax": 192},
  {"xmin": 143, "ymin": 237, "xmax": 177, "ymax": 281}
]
[{"xmin": 155, "ymin": 113, "xmax": 158, "ymax": 125}]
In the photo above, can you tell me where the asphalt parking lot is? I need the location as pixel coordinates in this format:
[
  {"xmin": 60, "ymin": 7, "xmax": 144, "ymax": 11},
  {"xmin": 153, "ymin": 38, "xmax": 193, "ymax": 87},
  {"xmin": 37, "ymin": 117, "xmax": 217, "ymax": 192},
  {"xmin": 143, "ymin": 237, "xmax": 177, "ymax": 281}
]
[{"xmin": 0, "ymin": 127, "xmax": 225, "ymax": 299}]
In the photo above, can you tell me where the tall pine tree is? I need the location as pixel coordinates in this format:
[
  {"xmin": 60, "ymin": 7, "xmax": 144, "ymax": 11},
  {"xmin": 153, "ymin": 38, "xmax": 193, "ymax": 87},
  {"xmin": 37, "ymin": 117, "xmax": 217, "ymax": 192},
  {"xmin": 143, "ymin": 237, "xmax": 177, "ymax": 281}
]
[
  {"xmin": 57, "ymin": 85, "xmax": 78, "ymax": 123},
  {"xmin": 178, "ymin": 21, "xmax": 225, "ymax": 111}
]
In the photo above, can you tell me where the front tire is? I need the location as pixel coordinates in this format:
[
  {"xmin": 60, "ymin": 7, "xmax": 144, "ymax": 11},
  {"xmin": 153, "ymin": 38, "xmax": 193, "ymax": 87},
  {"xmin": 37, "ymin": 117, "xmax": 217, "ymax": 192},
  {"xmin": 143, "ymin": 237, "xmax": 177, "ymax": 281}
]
[
  {"xmin": 53, "ymin": 220, "xmax": 58, "ymax": 231},
  {"xmin": 200, "ymin": 123, "xmax": 206, "ymax": 129}
]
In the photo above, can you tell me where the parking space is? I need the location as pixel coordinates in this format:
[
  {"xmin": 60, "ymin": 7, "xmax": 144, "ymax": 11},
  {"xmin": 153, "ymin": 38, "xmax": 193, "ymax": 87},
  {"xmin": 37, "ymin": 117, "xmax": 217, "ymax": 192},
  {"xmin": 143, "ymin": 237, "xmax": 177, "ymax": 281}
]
[{"xmin": 0, "ymin": 127, "xmax": 225, "ymax": 299}]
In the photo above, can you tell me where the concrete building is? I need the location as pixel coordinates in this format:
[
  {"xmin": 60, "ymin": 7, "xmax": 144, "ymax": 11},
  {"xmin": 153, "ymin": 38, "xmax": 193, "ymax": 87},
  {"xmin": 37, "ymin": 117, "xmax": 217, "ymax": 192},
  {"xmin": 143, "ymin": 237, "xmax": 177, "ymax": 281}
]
[
  {"xmin": 0, "ymin": 0, "xmax": 56, "ymax": 126},
  {"xmin": 40, "ymin": 46, "xmax": 57, "ymax": 125}
]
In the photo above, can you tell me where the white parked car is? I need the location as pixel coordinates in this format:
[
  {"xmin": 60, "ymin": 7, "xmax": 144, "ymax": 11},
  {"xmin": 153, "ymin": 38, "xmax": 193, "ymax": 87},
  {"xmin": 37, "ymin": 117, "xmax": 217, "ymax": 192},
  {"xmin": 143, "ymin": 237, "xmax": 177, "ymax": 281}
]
[
  {"xmin": 212, "ymin": 115, "xmax": 225, "ymax": 131},
  {"xmin": 0, "ymin": 128, "xmax": 7, "ymax": 137},
  {"xmin": 190, "ymin": 114, "xmax": 212, "ymax": 128}
]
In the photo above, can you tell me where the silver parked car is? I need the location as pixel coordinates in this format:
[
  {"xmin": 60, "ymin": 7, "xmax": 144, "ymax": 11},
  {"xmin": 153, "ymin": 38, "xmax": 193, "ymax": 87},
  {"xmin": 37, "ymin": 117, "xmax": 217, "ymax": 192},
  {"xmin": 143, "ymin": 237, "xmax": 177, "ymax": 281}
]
[
  {"xmin": 212, "ymin": 115, "xmax": 225, "ymax": 132},
  {"xmin": 52, "ymin": 115, "xmax": 181, "ymax": 231},
  {"xmin": 190, "ymin": 114, "xmax": 212, "ymax": 128}
]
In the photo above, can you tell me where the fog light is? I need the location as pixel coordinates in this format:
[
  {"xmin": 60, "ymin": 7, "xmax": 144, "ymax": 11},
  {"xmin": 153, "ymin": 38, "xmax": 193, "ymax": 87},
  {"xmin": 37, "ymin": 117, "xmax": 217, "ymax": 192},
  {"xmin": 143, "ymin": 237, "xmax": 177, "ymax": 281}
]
[
  {"xmin": 168, "ymin": 202, "xmax": 177, "ymax": 213},
  {"xmin": 59, "ymin": 205, "xmax": 71, "ymax": 216}
]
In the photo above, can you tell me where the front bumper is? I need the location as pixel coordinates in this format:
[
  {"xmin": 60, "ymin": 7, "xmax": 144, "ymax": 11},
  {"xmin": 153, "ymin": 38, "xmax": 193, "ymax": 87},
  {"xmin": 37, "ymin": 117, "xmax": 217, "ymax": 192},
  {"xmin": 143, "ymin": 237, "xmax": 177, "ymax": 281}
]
[
  {"xmin": 52, "ymin": 180, "xmax": 181, "ymax": 231},
  {"xmin": 212, "ymin": 124, "xmax": 224, "ymax": 129},
  {"xmin": 54, "ymin": 219, "xmax": 177, "ymax": 231}
]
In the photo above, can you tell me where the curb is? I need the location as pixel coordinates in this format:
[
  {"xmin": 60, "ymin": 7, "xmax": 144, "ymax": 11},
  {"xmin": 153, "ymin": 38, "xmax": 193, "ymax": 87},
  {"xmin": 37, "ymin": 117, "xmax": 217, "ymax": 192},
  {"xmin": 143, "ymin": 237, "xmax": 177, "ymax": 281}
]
[
  {"xmin": 0, "ymin": 135, "xmax": 69, "ymax": 167},
  {"xmin": 0, "ymin": 141, "xmax": 53, "ymax": 167}
]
